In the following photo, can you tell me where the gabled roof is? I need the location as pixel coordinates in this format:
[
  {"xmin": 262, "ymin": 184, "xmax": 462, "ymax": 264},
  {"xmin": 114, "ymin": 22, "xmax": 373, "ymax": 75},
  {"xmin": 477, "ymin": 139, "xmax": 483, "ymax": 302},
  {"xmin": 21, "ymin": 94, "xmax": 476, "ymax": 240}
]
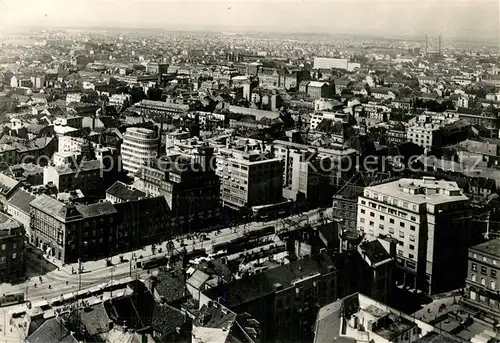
[
  {"xmin": 30, "ymin": 194, "xmax": 82, "ymax": 222},
  {"xmin": 27, "ymin": 318, "xmax": 77, "ymax": 343},
  {"xmin": 0, "ymin": 172, "xmax": 19, "ymax": 197},
  {"xmin": 106, "ymin": 181, "xmax": 147, "ymax": 202},
  {"xmin": 7, "ymin": 188, "xmax": 36, "ymax": 213}
]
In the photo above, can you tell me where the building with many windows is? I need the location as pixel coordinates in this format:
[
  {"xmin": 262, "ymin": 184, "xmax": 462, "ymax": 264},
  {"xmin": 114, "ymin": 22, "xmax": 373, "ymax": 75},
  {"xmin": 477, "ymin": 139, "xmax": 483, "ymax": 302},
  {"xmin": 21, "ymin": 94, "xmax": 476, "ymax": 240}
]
[
  {"xmin": 0, "ymin": 213, "xmax": 24, "ymax": 283},
  {"xmin": 356, "ymin": 177, "xmax": 472, "ymax": 295},
  {"xmin": 216, "ymin": 148, "xmax": 283, "ymax": 210},
  {"xmin": 120, "ymin": 127, "xmax": 159, "ymax": 174},
  {"xmin": 30, "ymin": 194, "xmax": 171, "ymax": 263},
  {"xmin": 134, "ymin": 150, "xmax": 221, "ymax": 233},
  {"xmin": 462, "ymin": 239, "xmax": 500, "ymax": 323}
]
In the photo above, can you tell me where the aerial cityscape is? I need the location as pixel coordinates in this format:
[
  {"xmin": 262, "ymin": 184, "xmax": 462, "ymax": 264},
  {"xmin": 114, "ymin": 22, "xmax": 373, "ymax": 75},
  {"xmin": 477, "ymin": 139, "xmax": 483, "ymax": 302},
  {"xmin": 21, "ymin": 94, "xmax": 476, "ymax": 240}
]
[{"xmin": 0, "ymin": 0, "xmax": 499, "ymax": 342}]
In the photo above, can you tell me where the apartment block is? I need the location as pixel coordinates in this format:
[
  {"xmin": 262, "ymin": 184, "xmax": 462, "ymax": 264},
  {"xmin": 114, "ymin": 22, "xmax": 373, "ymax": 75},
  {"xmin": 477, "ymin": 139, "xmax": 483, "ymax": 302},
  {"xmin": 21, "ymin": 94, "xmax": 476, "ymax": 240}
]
[
  {"xmin": 30, "ymin": 194, "xmax": 171, "ymax": 263},
  {"xmin": 0, "ymin": 213, "xmax": 25, "ymax": 283},
  {"xmin": 216, "ymin": 148, "xmax": 283, "ymax": 209},
  {"xmin": 120, "ymin": 127, "xmax": 159, "ymax": 174},
  {"xmin": 356, "ymin": 177, "xmax": 472, "ymax": 295},
  {"xmin": 462, "ymin": 239, "xmax": 500, "ymax": 323}
]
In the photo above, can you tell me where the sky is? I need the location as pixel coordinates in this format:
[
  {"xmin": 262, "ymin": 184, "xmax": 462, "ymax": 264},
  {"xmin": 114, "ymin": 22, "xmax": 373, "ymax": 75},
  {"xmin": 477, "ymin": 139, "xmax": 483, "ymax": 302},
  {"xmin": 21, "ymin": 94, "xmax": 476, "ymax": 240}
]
[{"xmin": 1, "ymin": 0, "xmax": 499, "ymax": 41}]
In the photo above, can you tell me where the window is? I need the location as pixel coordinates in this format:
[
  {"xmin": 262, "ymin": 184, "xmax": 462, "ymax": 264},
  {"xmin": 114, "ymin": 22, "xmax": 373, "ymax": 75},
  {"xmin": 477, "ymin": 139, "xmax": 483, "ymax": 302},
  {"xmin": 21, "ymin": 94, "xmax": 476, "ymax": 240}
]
[
  {"xmin": 383, "ymin": 196, "xmax": 388, "ymax": 202},
  {"xmin": 409, "ymin": 244, "xmax": 415, "ymax": 250},
  {"xmin": 493, "ymin": 260, "xmax": 497, "ymax": 265},
  {"xmin": 361, "ymin": 209, "xmax": 365, "ymax": 214},
  {"xmin": 0, "ymin": 257, "xmax": 4, "ymax": 264},
  {"xmin": 472, "ymin": 263, "xmax": 477, "ymax": 271},
  {"xmin": 481, "ymin": 266, "xmax": 487, "ymax": 275},
  {"xmin": 471, "ymin": 274, "xmax": 476, "ymax": 282},
  {"xmin": 369, "ymin": 221, "xmax": 374, "ymax": 227},
  {"xmin": 390, "ymin": 218, "xmax": 395, "ymax": 224},
  {"xmin": 490, "ymin": 281, "xmax": 496, "ymax": 290},
  {"xmin": 470, "ymin": 290, "xmax": 477, "ymax": 300},
  {"xmin": 481, "ymin": 277, "xmax": 486, "ymax": 285},
  {"xmin": 409, "ymin": 254, "xmax": 414, "ymax": 259},
  {"xmin": 12, "ymin": 253, "xmax": 16, "ymax": 259},
  {"xmin": 491, "ymin": 270, "xmax": 496, "ymax": 278},
  {"xmin": 360, "ymin": 218, "xmax": 365, "ymax": 223},
  {"xmin": 361, "ymin": 200, "xmax": 366, "ymax": 205},
  {"xmin": 483, "ymin": 256, "xmax": 487, "ymax": 262},
  {"xmin": 370, "ymin": 212, "xmax": 375, "ymax": 217},
  {"xmin": 411, "ymin": 216, "xmax": 416, "ymax": 221},
  {"xmin": 400, "ymin": 222, "xmax": 405, "ymax": 228},
  {"xmin": 403, "ymin": 202, "xmax": 408, "ymax": 208},
  {"xmin": 389, "ymin": 228, "xmax": 395, "ymax": 234},
  {"xmin": 380, "ymin": 215, "xmax": 385, "ymax": 220},
  {"xmin": 379, "ymin": 224, "xmax": 384, "ymax": 230},
  {"xmin": 399, "ymin": 231, "xmax": 405, "ymax": 238},
  {"xmin": 410, "ymin": 225, "xmax": 416, "ymax": 231},
  {"xmin": 398, "ymin": 250, "xmax": 403, "ymax": 255},
  {"xmin": 1, "ymin": 244, "xmax": 4, "ymax": 251}
]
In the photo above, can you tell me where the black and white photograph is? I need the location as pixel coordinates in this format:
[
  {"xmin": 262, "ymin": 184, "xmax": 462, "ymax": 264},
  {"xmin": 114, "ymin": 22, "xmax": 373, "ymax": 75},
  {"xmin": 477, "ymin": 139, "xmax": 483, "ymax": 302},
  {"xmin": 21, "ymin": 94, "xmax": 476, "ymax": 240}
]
[{"xmin": 0, "ymin": 0, "xmax": 499, "ymax": 342}]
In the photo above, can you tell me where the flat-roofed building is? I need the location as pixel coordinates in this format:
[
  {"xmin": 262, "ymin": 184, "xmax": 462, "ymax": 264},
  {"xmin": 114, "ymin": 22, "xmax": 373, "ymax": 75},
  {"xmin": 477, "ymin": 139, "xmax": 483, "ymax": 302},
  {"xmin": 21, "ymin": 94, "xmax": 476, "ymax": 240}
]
[
  {"xmin": 356, "ymin": 177, "xmax": 472, "ymax": 295},
  {"xmin": 120, "ymin": 127, "xmax": 159, "ymax": 174},
  {"xmin": 217, "ymin": 148, "xmax": 283, "ymax": 209}
]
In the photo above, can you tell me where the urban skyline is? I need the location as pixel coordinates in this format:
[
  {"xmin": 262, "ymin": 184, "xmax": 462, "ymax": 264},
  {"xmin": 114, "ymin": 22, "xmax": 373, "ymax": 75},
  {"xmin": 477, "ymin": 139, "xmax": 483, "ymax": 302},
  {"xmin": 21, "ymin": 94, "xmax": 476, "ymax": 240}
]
[{"xmin": 1, "ymin": 0, "xmax": 499, "ymax": 43}]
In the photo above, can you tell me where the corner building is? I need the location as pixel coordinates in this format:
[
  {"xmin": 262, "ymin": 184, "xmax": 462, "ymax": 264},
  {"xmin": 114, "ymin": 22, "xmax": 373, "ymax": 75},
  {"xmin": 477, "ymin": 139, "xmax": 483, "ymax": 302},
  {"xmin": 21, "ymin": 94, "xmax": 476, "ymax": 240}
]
[
  {"xmin": 356, "ymin": 177, "xmax": 472, "ymax": 295},
  {"xmin": 120, "ymin": 127, "xmax": 159, "ymax": 174}
]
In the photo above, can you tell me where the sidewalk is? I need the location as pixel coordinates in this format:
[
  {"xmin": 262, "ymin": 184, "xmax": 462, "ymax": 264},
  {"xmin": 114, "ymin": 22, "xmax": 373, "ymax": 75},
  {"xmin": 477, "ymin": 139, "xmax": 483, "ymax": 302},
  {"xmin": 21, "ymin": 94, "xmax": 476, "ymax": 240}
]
[
  {"xmin": 51, "ymin": 221, "xmax": 263, "ymax": 276},
  {"xmin": 43, "ymin": 208, "xmax": 327, "ymax": 277}
]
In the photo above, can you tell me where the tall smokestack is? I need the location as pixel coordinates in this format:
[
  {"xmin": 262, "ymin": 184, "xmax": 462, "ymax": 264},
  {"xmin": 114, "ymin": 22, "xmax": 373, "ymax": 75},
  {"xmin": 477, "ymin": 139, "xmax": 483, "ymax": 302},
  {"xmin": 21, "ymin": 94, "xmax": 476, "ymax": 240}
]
[
  {"xmin": 425, "ymin": 35, "xmax": 428, "ymax": 55},
  {"xmin": 438, "ymin": 35, "xmax": 441, "ymax": 55}
]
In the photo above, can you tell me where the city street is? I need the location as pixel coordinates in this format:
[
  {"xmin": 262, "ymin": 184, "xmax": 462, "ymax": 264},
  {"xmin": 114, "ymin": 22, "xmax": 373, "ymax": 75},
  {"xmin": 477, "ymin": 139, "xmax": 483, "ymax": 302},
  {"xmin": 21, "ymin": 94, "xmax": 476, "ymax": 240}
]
[{"xmin": 0, "ymin": 208, "xmax": 330, "ymax": 304}]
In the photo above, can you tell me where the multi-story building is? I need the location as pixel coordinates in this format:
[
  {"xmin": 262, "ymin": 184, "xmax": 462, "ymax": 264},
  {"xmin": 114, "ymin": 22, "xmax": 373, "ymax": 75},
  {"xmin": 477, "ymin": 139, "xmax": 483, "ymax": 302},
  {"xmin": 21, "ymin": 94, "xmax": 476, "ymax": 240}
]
[
  {"xmin": 216, "ymin": 148, "xmax": 283, "ymax": 210},
  {"xmin": 43, "ymin": 160, "xmax": 103, "ymax": 196},
  {"xmin": 258, "ymin": 67, "xmax": 281, "ymax": 87},
  {"xmin": 387, "ymin": 124, "xmax": 407, "ymax": 145},
  {"xmin": 5, "ymin": 188, "xmax": 36, "ymax": 243},
  {"xmin": 0, "ymin": 136, "xmax": 56, "ymax": 165},
  {"xmin": 314, "ymin": 293, "xmax": 458, "ymax": 343},
  {"xmin": 58, "ymin": 136, "xmax": 87, "ymax": 153},
  {"xmin": 30, "ymin": 194, "xmax": 171, "ymax": 263},
  {"xmin": 134, "ymin": 151, "xmax": 221, "ymax": 233},
  {"xmin": 200, "ymin": 253, "xmax": 337, "ymax": 343},
  {"xmin": 332, "ymin": 185, "xmax": 365, "ymax": 233},
  {"xmin": 135, "ymin": 100, "xmax": 189, "ymax": 117},
  {"xmin": 108, "ymin": 94, "xmax": 131, "ymax": 107},
  {"xmin": 356, "ymin": 177, "xmax": 472, "ymax": 295},
  {"xmin": 0, "ymin": 213, "xmax": 24, "ymax": 282},
  {"xmin": 288, "ymin": 150, "xmax": 333, "ymax": 208},
  {"xmin": 313, "ymin": 57, "xmax": 349, "ymax": 70},
  {"xmin": 120, "ymin": 127, "xmax": 159, "ymax": 174},
  {"xmin": 406, "ymin": 122, "xmax": 440, "ymax": 151},
  {"xmin": 309, "ymin": 111, "xmax": 349, "ymax": 131},
  {"xmin": 462, "ymin": 239, "xmax": 500, "ymax": 323},
  {"xmin": 307, "ymin": 81, "xmax": 331, "ymax": 100}
]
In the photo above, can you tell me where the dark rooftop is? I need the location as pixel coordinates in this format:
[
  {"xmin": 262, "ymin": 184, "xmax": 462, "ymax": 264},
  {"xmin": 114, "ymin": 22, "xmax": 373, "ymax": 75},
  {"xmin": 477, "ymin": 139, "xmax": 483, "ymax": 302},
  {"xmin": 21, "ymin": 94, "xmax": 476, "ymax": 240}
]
[
  {"xmin": 203, "ymin": 253, "xmax": 335, "ymax": 308},
  {"xmin": 27, "ymin": 318, "xmax": 77, "ymax": 343},
  {"xmin": 7, "ymin": 188, "xmax": 35, "ymax": 213},
  {"xmin": 470, "ymin": 238, "xmax": 500, "ymax": 258},
  {"xmin": 358, "ymin": 239, "xmax": 390, "ymax": 265},
  {"xmin": 106, "ymin": 181, "xmax": 147, "ymax": 201}
]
